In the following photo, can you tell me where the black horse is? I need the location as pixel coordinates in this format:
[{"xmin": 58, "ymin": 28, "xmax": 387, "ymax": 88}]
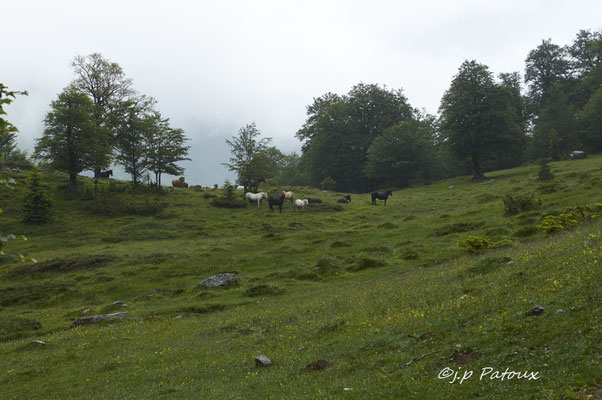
[
  {"xmin": 244, "ymin": 177, "xmax": 265, "ymax": 193},
  {"xmin": 268, "ymin": 192, "xmax": 286, "ymax": 213},
  {"xmin": 371, "ymin": 190, "xmax": 392, "ymax": 205},
  {"xmin": 337, "ymin": 195, "xmax": 351, "ymax": 203},
  {"xmin": 98, "ymin": 169, "xmax": 113, "ymax": 179},
  {"xmin": 307, "ymin": 198, "xmax": 322, "ymax": 204}
]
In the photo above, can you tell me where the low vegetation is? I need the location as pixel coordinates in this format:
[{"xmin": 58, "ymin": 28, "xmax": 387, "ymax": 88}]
[{"xmin": 0, "ymin": 156, "xmax": 600, "ymax": 399}]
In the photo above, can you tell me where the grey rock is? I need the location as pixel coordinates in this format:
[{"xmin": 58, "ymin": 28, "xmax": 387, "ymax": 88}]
[
  {"xmin": 255, "ymin": 354, "xmax": 272, "ymax": 368},
  {"xmin": 480, "ymin": 179, "xmax": 495, "ymax": 185},
  {"xmin": 71, "ymin": 312, "xmax": 130, "ymax": 328},
  {"xmin": 30, "ymin": 340, "xmax": 48, "ymax": 345},
  {"xmin": 198, "ymin": 272, "xmax": 236, "ymax": 288},
  {"xmin": 555, "ymin": 309, "xmax": 565, "ymax": 314},
  {"xmin": 525, "ymin": 305, "xmax": 545, "ymax": 316},
  {"xmin": 113, "ymin": 301, "xmax": 128, "ymax": 307}
]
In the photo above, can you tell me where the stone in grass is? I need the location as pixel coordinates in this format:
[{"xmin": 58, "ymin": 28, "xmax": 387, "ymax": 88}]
[
  {"xmin": 302, "ymin": 360, "xmax": 332, "ymax": 372},
  {"xmin": 30, "ymin": 340, "xmax": 48, "ymax": 345},
  {"xmin": 197, "ymin": 272, "xmax": 236, "ymax": 288},
  {"xmin": 525, "ymin": 305, "xmax": 545, "ymax": 317},
  {"xmin": 255, "ymin": 354, "xmax": 272, "ymax": 368},
  {"xmin": 113, "ymin": 301, "xmax": 128, "ymax": 307},
  {"xmin": 71, "ymin": 312, "xmax": 130, "ymax": 328}
]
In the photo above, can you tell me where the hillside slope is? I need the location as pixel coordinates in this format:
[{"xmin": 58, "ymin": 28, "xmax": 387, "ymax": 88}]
[{"xmin": 0, "ymin": 157, "xmax": 601, "ymax": 399}]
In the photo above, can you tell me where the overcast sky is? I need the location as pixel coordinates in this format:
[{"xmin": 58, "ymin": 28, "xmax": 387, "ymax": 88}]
[{"xmin": 3, "ymin": 0, "xmax": 602, "ymax": 186}]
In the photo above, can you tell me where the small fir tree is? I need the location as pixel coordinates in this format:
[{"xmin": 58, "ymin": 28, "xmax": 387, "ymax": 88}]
[
  {"xmin": 22, "ymin": 171, "xmax": 53, "ymax": 223},
  {"xmin": 538, "ymin": 158, "xmax": 554, "ymax": 181}
]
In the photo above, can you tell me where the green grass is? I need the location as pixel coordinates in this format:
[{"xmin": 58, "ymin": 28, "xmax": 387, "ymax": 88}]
[{"xmin": 0, "ymin": 157, "xmax": 601, "ymax": 399}]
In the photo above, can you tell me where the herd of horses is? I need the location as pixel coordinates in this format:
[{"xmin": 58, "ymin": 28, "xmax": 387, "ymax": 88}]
[
  {"xmin": 242, "ymin": 180, "xmax": 393, "ymax": 213},
  {"xmin": 97, "ymin": 172, "xmax": 393, "ymax": 210}
]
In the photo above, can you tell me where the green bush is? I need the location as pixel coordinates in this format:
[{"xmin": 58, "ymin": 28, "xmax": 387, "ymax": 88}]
[
  {"xmin": 319, "ymin": 177, "xmax": 336, "ymax": 191},
  {"xmin": 22, "ymin": 171, "xmax": 53, "ymax": 224},
  {"xmin": 210, "ymin": 181, "xmax": 247, "ymax": 208},
  {"xmin": 538, "ymin": 158, "xmax": 554, "ymax": 181},
  {"xmin": 502, "ymin": 194, "xmax": 541, "ymax": 215},
  {"xmin": 538, "ymin": 203, "xmax": 602, "ymax": 234},
  {"xmin": 457, "ymin": 236, "xmax": 489, "ymax": 253}
]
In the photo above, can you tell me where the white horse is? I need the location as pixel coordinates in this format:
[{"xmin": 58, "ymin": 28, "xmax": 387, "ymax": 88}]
[
  {"xmin": 245, "ymin": 192, "xmax": 268, "ymax": 206},
  {"xmin": 236, "ymin": 185, "xmax": 245, "ymax": 190},
  {"xmin": 295, "ymin": 198, "xmax": 308, "ymax": 211}
]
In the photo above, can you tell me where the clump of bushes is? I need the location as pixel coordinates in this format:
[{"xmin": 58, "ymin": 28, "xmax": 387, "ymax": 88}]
[
  {"xmin": 539, "ymin": 205, "xmax": 600, "ymax": 234},
  {"xmin": 458, "ymin": 236, "xmax": 513, "ymax": 253},
  {"xmin": 319, "ymin": 176, "xmax": 336, "ymax": 191},
  {"xmin": 538, "ymin": 158, "xmax": 554, "ymax": 181},
  {"xmin": 22, "ymin": 171, "xmax": 53, "ymax": 224},
  {"xmin": 502, "ymin": 194, "xmax": 541, "ymax": 215},
  {"xmin": 210, "ymin": 181, "xmax": 247, "ymax": 208}
]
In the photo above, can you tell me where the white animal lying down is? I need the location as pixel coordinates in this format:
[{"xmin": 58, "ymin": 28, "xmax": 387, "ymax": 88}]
[
  {"xmin": 295, "ymin": 198, "xmax": 308, "ymax": 211},
  {"xmin": 245, "ymin": 192, "xmax": 268, "ymax": 206}
]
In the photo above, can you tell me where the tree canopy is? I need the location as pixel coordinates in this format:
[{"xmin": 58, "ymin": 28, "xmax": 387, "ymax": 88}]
[{"xmin": 439, "ymin": 60, "xmax": 525, "ymax": 180}]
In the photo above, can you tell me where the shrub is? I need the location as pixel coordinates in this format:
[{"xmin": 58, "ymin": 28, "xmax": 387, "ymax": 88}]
[
  {"xmin": 458, "ymin": 236, "xmax": 489, "ymax": 253},
  {"xmin": 502, "ymin": 194, "xmax": 541, "ymax": 215},
  {"xmin": 210, "ymin": 197, "xmax": 247, "ymax": 208},
  {"xmin": 319, "ymin": 177, "xmax": 336, "ymax": 191},
  {"xmin": 22, "ymin": 171, "xmax": 53, "ymax": 223},
  {"xmin": 209, "ymin": 180, "xmax": 247, "ymax": 208},
  {"xmin": 538, "ymin": 158, "xmax": 554, "ymax": 181},
  {"xmin": 539, "ymin": 209, "xmax": 586, "ymax": 234}
]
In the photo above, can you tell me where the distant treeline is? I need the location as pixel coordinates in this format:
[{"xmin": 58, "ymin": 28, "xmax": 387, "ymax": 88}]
[{"xmin": 231, "ymin": 28, "xmax": 602, "ymax": 192}]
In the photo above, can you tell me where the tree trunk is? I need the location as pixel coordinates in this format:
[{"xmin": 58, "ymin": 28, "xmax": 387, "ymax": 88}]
[
  {"xmin": 69, "ymin": 172, "xmax": 78, "ymax": 193},
  {"xmin": 471, "ymin": 151, "xmax": 485, "ymax": 180}
]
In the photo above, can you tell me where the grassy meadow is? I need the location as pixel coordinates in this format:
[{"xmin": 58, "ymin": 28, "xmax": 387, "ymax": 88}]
[{"xmin": 0, "ymin": 156, "xmax": 601, "ymax": 399}]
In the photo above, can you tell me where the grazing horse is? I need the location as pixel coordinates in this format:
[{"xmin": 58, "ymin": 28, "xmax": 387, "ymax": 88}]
[
  {"xmin": 283, "ymin": 191, "xmax": 294, "ymax": 204},
  {"xmin": 268, "ymin": 192, "xmax": 286, "ymax": 213},
  {"xmin": 371, "ymin": 190, "xmax": 393, "ymax": 205},
  {"xmin": 98, "ymin": 169, "xmax": 113, "ymax": 179},
  {"xmin": 295, "ymin": 198, "xmax": 308, "ymax": 211},
  {"xmin": 337, "ymin": 195, "xmax": 351, "ymax": 203},
  {"xmin": 245, "ymin": 192, "xmax": 268, "ymax": 206},
  {"xmin": 307, "ymin": 198, "xmax": 322, "ymax": 204},
  {"xmin": 244, "ymin": 177, "xmax": 265, "ymax": 193}
]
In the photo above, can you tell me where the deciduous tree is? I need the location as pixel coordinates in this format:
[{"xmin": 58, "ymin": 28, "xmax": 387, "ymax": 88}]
[
  {"xmin": 223, "ymin": 122, "xmax": 271, "ymax": 186},
  {"xmin": 440, "ymin": 60, "xmax": 524, "ymax": 180},
  {"xmin": 35, "ymin": 87, "xmax": 109, "ymax": 192}
]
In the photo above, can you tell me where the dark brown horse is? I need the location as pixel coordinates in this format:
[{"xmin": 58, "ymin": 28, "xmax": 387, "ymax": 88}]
[
  {"xmin": 371, "ymin": 190, "xmax": 392, "ymax": 205},
  {"xmin": 244, "ymin": 177, "xmax": 265, "ymax": 193}
]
